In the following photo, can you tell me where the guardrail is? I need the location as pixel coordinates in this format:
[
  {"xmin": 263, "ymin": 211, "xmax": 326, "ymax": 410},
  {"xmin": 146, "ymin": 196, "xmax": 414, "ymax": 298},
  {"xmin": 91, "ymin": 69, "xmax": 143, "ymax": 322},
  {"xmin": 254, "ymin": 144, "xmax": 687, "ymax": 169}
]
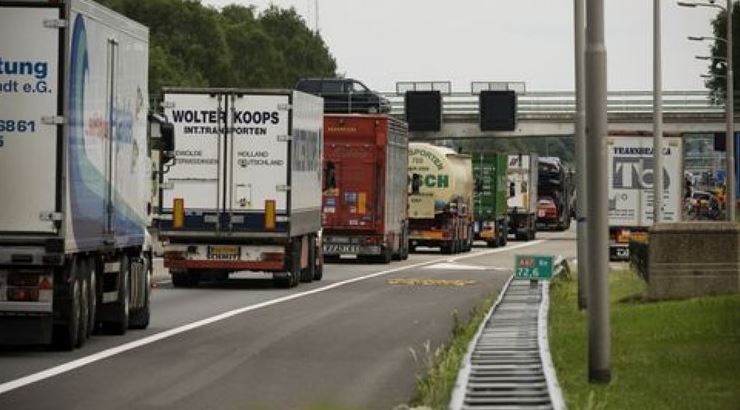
[{"xmin": 382, "ymin": 90, "xmax": 724, "ymax": 116}]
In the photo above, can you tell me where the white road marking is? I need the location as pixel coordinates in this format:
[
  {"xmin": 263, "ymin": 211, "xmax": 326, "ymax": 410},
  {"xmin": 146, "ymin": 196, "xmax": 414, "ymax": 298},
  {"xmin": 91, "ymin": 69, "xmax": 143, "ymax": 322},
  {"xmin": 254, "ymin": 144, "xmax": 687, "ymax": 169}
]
[{"xmin": 0, "ymin": 240, "xmax": 544, "ymax": 396}]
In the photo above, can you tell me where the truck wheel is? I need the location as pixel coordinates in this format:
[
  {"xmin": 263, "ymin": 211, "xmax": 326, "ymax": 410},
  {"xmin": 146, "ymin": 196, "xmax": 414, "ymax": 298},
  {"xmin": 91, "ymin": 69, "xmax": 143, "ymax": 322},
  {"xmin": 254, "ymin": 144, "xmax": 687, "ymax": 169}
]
[
  {"xmin": 400, "ymin": 239, "xmax": 409, "ymax": 260},
  {"xmin": 276, "ymin": 239, "xmax": 301, "ymax": 288},
  {"xmin": 313, "ymin": 258, "xmax": 324, "ymax": 281},
  {"xmin": 379, "ymin": 246, "xmax": 392, "ymax": 264},
  {"xmin": 107, "ymin": 255, "xmax": 130, "ymax": 335},
  {"xmin": 76, "ymin": 276, "xmax": 90, "ymax": 348},
  {"xmin": 441, "ymin": 241, "xmax": 453, "ymax": 254},
  {"xmin": 85, "ymin": 257, "xmax": 98, "ymax": 337},
  {"xmin": 301, "ymin": 235, "xmax": 315, "ymax": 283},
  {"xmin": 54, "ymin": 272, "xmax": 81, "ymax": 351},
  {"xmin": 129, "ymin": 261, "xmax": 150, "ymax": 330},
  {"xmin": 499, "ymin": 229, "xmax": 508, "ymax": 247}
]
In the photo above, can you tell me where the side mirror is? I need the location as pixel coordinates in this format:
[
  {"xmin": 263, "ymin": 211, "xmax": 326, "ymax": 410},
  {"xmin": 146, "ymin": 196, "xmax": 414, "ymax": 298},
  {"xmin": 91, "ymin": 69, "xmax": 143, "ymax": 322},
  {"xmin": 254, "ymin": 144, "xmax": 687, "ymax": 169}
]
[{"xmin": 148, "ymin": 112, "xmax": 175, "ymax": 164}]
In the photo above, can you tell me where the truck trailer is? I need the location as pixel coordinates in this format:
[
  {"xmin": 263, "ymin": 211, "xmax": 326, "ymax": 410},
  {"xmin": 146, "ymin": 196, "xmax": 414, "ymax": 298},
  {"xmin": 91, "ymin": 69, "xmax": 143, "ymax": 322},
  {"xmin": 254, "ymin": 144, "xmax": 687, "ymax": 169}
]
[
  {"xmin": 472, "ymin": 153, "xmax": 509, "ymax": 248},
  {"xmin": 536, "ymin": 156, "xmax": 573, "ymax": 231},
  {"xmin": 608, "ymin": 133, "xmax": 683, "ymax": 260},
  {"xmin": 157, "ymin": 88, "xmax": 324, "ymax": 288},
  {"xmin": 0, "ymin": 0, "xmax": 155, "ymax": 349},
  {"xmin": 507, "ymin": 154, "xmax": 538, "ymax": 241},
  {"xmin": 408, "ymin": 143, "xmax": 474, "ymax": 254},
  {"xmin": 321, "ymin": 114, "xmax": 409, "ymax": 262}
]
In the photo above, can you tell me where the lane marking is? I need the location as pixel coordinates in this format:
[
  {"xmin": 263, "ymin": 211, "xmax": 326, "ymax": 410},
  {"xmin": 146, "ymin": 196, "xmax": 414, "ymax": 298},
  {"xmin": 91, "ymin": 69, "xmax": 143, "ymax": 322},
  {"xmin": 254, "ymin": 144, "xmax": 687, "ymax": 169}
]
[{"xmin": 0, "ymin": 240, "xmax": 544, "ymax": 396}]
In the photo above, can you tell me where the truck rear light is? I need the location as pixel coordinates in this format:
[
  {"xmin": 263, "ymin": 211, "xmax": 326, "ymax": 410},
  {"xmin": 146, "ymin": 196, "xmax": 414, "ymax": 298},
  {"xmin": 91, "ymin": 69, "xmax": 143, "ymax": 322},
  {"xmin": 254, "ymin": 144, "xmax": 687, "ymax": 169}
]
[
  {"xmin": 7, "ymin": 272, "xmax": 40, "ymax": 302},
  {"xmin": 358, "ymin": 193, "xmax": 366, "ymax": 215},
  {"xmin": 38, "ymin": 275, "xmax": 53, "ymax": 302},
  {"xmin": 173, "ymin": 198, "xmax": 185, "ymax": 229},
  {"xmin": 617, "ymin": 229, "xmax": 631, "ymax": 243},
  {"xmin": 265, "ymin": 200, "xmax": 276, "ymax": 230}
]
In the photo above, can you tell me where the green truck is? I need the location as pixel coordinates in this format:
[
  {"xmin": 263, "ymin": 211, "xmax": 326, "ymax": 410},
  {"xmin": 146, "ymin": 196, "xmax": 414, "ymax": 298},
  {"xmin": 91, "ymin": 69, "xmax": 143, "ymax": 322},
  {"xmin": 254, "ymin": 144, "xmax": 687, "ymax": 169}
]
[{"xmin": 472, "ymin": 153, "xmax": 509, "ymax": 247}]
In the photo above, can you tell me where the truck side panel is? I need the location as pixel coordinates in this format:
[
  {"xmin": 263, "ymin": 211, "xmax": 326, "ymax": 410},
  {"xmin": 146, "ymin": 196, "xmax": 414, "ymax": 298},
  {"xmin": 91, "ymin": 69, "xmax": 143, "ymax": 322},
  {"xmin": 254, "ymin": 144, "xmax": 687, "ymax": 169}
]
[
  {"xmin": 0, "ymin": 5, "xmax": 62, "ymax": 234},
  {"xmin": 289, "ymin": 91, "xmax": 323, "ymax": 236},
  {"xmin": 66, "ymin": 3, "xmax": 149, "ymax": 252}
]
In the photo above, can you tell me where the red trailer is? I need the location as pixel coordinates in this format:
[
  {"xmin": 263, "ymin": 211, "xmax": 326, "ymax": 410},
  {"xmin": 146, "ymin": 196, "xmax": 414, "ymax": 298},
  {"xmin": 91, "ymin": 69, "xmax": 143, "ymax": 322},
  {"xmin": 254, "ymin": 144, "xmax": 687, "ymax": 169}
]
[{"xmin": 322, "ymin": 115, "xmax": 409, "ymax": 263}]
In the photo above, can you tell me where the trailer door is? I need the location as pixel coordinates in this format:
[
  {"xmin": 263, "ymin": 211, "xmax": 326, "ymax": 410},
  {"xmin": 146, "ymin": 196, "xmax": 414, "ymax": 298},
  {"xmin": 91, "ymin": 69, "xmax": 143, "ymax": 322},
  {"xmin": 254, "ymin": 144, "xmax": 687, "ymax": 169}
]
[
  {"xmin": 0, "ymin": 5, "xmax": 62, "ymax": 233},
  {"xmin": 162, "ymin": 93, "xmax": 226, "ymax": 212},
  {"xmin": 334, "ymin": 147, "xmax": 378, "ymax": 229},
  {"xmin": 226, "ymin": 94, "xmax": 289, "ymax": 215}
]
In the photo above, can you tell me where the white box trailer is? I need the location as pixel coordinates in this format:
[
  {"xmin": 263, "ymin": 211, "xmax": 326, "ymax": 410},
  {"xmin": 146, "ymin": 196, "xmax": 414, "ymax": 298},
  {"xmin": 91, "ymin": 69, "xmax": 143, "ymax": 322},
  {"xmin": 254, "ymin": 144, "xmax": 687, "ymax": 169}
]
[
  {"xmin": 607, "ymin": 134, "xmax": 684, "ymax": 259},
  {"xmin": 506, "ymin": 153, "xmax": 538, "ymax": 241},
  {"xmin": 158, "ymin": 88, "xmax": 324, "ymax": 288},
  {"xmin": 0, "ymin": 0, "xmax": 153, "ymax": 348}
]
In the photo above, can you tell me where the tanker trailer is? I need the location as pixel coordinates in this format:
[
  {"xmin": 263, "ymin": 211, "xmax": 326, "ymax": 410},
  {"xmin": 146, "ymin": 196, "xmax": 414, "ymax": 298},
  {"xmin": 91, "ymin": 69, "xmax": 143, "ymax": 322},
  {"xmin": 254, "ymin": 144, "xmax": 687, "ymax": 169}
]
[{"xmin": 407, "ymin": 143, "xmax": 474, "ymax": 254}]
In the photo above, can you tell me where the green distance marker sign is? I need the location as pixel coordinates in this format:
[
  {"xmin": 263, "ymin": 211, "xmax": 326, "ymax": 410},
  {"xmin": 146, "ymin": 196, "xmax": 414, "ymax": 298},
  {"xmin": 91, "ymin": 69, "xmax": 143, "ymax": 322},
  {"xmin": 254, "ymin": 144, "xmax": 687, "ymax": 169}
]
[{"xmin": 514, "ymin": 255, "xmax": 555, "ymax": 280}]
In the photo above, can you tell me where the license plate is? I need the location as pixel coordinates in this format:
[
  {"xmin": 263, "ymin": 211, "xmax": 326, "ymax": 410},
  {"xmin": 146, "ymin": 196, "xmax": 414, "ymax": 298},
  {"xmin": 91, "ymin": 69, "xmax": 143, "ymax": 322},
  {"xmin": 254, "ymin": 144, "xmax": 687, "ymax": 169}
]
[
  {"xmin": 324, "ymin": 244, "xmax": 360, "ymax": 255},
  {"xmin": 207, "ymin": 245, "xmax": 240, "ymax": 261},
  {"xmin": 538, "ymin": 210, "xmax": 546, "ymax": 217}
]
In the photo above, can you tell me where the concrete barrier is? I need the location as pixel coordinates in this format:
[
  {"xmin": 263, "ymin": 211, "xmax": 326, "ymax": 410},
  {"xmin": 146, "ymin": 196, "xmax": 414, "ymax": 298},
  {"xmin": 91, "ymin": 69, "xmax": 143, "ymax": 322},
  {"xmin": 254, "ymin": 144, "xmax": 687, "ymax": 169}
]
[{"xmin": 648, "ymin": 222, "xmax": 740, "ymax": 300}]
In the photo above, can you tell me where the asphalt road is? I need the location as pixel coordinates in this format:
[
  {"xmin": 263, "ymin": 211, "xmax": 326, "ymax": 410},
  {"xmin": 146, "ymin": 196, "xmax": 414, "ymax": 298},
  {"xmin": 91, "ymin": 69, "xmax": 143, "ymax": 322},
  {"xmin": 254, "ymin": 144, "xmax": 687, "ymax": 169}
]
[{"xmin": 0, "ymin": 229, "xmax": 576, "ymax": 410}]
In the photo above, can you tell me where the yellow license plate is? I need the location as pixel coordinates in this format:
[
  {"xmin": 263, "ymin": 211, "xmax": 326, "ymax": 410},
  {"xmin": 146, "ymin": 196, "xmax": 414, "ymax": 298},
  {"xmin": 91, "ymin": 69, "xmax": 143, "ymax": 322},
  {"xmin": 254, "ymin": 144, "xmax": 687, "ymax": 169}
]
[{"xmin": 207, "ymin": 245, "xmax": 240, "ymax": 260}]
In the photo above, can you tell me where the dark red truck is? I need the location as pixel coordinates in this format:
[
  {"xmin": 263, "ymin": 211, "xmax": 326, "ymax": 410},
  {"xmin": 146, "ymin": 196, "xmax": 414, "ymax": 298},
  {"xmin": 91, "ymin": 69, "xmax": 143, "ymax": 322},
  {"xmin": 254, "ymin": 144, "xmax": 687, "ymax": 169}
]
[{"xmin": 322, "ymin": 115, "xmax": 409, "ymax": 262}]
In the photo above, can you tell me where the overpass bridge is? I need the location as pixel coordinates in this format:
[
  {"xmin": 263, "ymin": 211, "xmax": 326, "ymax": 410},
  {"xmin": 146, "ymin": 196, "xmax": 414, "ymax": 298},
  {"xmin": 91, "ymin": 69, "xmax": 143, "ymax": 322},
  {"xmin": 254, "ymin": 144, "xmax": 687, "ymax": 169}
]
[{"xmin": 382, "ymin": 90, "xmax": 734, "ymax": 139}]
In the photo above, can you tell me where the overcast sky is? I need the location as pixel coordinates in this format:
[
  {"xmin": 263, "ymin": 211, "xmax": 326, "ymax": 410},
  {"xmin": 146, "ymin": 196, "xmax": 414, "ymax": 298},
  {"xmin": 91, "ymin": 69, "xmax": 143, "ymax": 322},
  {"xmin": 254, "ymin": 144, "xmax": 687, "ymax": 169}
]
[{"xmin": 202, "ymin": 0, "xmax": 719, "ymax": 92}]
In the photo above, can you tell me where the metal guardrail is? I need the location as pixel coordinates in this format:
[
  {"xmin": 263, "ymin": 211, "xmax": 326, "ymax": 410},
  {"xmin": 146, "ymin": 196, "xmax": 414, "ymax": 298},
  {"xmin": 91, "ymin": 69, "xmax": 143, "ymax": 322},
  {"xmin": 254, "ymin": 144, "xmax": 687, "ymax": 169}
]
[
  {"xmin": 449, "ymin": 258, "xmax": 569, "ymax": 410},
  {"xmin": 382, "ymin": 90, "xmax": 724, "ymax": 116}
]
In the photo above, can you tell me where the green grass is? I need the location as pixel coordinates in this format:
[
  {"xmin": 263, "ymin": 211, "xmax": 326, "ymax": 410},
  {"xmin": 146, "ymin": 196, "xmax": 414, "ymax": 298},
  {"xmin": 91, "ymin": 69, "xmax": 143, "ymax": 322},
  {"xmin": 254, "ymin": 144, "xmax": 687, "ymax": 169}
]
[
  {"xmin": 549, "ymin": 270, "xmax": 740, "ymax": 410},
  {"xmin": 410, "ymin": 294, "xmax": 497, "ymax": 410}
]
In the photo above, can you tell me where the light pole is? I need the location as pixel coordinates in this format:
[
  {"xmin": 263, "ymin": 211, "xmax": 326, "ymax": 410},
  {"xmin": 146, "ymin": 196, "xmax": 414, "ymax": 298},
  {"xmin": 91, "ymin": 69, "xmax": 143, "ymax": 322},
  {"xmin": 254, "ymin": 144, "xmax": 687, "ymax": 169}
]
[
  {"xmin": 586, "ymin": 0, "xmax": 611, "ymax": 384},
  {"xmin": 574, "ymin": 0, "xmax": 588, "ymax": 310},
  {"xmin": 655, "ymin": 0, "xmax": 665, "ymax": 224},
  {"xmin": 680, "ymin": 0, "xmax": 735, "ymax": 221}
]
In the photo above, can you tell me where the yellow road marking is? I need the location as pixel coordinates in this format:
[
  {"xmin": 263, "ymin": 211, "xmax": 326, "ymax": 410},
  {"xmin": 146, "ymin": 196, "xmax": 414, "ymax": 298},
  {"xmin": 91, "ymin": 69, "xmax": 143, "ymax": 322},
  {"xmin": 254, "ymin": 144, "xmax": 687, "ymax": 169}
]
[{"xmin": 386, "ymin": 278, "xmax": 478, "ymax": 287}]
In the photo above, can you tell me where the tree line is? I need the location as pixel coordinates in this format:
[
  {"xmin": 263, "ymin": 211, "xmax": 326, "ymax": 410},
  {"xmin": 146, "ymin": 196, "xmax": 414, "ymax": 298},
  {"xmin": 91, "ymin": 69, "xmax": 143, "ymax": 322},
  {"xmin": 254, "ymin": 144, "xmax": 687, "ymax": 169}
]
[{"xmin": 97, "ymin": 0, "xmax": 337, "ymax": 103}]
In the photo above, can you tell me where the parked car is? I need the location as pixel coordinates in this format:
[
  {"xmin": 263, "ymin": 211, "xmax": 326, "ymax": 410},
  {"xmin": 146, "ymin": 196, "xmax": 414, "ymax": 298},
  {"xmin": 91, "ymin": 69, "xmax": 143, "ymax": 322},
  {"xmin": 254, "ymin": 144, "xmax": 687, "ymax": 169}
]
[{"xmin": 296, "ymin": 78, "xmax": 391, "ymax": 114}]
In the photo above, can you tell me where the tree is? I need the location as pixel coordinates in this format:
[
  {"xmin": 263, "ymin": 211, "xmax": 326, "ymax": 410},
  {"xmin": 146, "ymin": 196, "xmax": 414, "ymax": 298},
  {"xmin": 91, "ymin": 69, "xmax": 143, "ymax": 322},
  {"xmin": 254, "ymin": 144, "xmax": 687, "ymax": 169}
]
[
  {"xmin": 96, "ymin": 0, "xmax": 337, "ymax": 103},
  {"xmin": 706, "ymin": 2, "xmax": 740, "ymax": 106}
]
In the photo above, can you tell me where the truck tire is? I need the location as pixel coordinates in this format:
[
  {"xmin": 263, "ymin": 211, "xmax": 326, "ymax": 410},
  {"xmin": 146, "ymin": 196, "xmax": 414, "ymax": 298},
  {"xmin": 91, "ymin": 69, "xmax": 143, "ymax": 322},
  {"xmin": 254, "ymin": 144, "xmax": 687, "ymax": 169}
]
[
  {"xmin": 53, "ymin": 269, "xmax": 81, "ymax": 351},
  {"xmin": 487, "ymin": 240, "xmax": 497, "ymax": 248},
  {"xmin": 129, "ymin": 262, "xmax": 151, "ymax": 330},
  {"xmin": 313, "ymin": 258, "xmax": 324, "ymax": 281},
  {"xmin": 301, "ymin": 235, "xmax": 315, "ymax": 283},
  {"xmin": 76, "ymin": 276, "xmax": 90, "ymax": 348},
  {"xmin": 276, "ymin": 239, "xmax": 301, "ymax": 288},
  {"xmin": 85, "ymin": 257, "xmax": 98, "ymax": 338},
  {"xmin": 441, "ymin": 241, "xmax": 454, "ymax": 254},
  {"xmin": 107, "ymin": 255, "xmax": 130, "ymax": 335},
  {"xmin": 378, "ymin": 246, "xmax": 392, "ymax": 264}
]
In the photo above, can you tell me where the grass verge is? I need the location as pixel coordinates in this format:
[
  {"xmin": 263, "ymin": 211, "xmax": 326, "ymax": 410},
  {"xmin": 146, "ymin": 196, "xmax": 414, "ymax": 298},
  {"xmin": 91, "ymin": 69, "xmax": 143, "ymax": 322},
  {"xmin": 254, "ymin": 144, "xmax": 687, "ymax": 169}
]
[
  {"xmin": 549, "ymin": 269, "xmax": 740, "ymax": 409},
  {"xmin": 410, "ymin": 293, "xmax": 497, "ymax": 410}
]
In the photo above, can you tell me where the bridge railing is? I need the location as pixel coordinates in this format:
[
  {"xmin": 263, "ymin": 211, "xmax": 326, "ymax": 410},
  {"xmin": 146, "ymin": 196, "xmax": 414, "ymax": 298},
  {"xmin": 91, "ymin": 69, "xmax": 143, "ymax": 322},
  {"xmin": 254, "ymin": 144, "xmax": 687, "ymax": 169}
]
[{"xmin": 382, "ymin": 90, "xmax": 723, "ymax": 115}]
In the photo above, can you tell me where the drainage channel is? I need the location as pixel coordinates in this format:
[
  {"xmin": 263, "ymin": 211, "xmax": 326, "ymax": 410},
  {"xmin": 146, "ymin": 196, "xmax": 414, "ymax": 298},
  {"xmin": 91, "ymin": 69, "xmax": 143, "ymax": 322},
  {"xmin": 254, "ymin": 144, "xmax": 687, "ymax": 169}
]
[{"xmin": 449, "ymin": 278, "xmax": 566, "ymax": 410}]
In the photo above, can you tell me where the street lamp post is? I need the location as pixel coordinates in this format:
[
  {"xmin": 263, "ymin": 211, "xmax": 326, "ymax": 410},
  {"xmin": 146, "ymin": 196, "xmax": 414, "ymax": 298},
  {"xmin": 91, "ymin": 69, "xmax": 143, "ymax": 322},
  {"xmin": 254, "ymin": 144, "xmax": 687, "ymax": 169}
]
[
  {"xmin": 585, "ymin": 0, "xmax": 612, "ymax": 384},
  {"xmin": 655, "ymin": 0, "xmax": 665, "ymax": 224},
  {"xmin": 680, "ymin": 0, "xmax": 736, "ymax": 221}
]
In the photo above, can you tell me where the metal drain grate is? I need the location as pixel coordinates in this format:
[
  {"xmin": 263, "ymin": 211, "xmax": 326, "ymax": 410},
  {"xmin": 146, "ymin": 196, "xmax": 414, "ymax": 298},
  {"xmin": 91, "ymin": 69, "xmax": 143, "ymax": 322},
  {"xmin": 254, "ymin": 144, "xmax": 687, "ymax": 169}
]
[{"xmin": 449, "ymin": 279, "xmax": 566, "ymax": 410}]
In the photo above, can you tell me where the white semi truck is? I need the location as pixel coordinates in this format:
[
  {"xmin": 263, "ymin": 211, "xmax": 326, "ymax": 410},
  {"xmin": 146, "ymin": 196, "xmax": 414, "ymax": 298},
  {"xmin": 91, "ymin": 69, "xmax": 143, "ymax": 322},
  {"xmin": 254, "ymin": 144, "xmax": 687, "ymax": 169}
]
[
  {"xmin": 0, "ymin": 0, "xmax": 162, "ymax": 349},
  {"xmin": 607, "ymin": 133, "xmax": 684, "ymax": 260},
  {"xmin": 506, "ymin": 154, "xmax": 538, "ymax": 241},
  {"xmin": 157, "ymin": 88, "xmax": 324, "ymax": 288}
]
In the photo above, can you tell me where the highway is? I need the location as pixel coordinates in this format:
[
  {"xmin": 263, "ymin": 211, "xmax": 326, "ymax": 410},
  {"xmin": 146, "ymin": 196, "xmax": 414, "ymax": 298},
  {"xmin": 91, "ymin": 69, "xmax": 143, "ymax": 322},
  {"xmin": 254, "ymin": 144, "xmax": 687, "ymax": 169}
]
[{"xmin": 0, "ymin": 229, "xmax": 575, "ymax": 410}]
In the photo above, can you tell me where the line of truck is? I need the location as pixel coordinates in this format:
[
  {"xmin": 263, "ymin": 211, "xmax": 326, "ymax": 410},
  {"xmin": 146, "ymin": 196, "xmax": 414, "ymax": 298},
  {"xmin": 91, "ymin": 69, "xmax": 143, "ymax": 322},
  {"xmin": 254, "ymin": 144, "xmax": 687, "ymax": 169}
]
[{"xmin": 1, "ymin": 0, "xmax": 579, "ymax": 350}]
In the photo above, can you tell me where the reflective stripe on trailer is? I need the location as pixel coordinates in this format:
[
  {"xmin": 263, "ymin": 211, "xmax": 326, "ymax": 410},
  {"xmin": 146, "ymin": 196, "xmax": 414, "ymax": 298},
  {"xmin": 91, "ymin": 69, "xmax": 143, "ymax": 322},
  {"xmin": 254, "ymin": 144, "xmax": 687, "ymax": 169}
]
[{"xmin": 164, "ymin": 260, "xmax": 284, "ymax": 271}]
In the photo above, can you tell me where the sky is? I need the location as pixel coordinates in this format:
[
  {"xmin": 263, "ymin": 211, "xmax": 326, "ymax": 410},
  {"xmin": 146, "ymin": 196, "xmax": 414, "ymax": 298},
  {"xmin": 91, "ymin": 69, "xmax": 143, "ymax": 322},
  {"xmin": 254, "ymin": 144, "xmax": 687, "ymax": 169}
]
[{"xmin": 202, "ymin": 0, "xmax": 719, "ymax": 93}]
